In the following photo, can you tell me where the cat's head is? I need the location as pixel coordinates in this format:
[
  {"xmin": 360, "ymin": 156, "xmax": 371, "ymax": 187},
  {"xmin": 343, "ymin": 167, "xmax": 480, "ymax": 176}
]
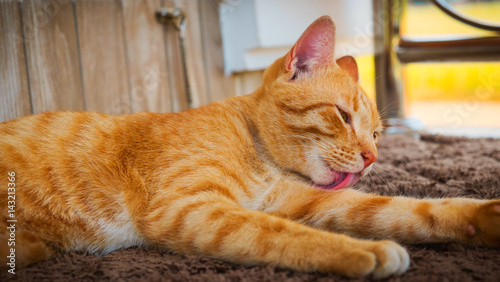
[{"xmin": 253, "ymin": 16, "xmax": 382, "ymax": 190}]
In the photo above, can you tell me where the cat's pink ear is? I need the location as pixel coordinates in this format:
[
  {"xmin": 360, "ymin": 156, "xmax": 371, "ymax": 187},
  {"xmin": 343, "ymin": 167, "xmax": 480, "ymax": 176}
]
[
  {"xmin": 285, "ymin": 16, "xmax": 336, "ymax": 78},
  {"xmin": 336, "ymin": 56, "xmax": 359, "ymax": 82}
]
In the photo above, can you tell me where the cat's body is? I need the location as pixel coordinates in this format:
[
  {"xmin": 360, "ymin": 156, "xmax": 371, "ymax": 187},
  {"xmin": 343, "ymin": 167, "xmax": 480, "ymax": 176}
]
[{"xmin": 1, "ymin": 16, "xmax": 499, "ymax": 278}]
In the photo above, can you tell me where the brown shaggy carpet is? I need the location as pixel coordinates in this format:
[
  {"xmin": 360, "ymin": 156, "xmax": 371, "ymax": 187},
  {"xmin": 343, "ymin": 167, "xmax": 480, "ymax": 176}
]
[{"xmin": 3, "ymin": 134, "xmax": 500, "ymax": 281}]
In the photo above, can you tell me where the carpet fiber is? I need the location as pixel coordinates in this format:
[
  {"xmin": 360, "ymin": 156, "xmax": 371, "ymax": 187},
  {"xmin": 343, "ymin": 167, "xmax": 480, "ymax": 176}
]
[{"xmin": 4, "ymin": 134, "xmax": 500, "ymax": 281}]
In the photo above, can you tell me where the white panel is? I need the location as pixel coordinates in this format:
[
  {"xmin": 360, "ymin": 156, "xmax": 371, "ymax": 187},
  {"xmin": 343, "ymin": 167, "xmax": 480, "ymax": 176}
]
[
  {"xmin": 254, "ymin": 0, "xmax": 373, "ymax": 48},
  {"xmin": 220, "ymin": 0, "xmax": 259, "ymax": 74},
  {"xmin": 220, "ymin": 0, "xmax": 374, "ymax": 73}
]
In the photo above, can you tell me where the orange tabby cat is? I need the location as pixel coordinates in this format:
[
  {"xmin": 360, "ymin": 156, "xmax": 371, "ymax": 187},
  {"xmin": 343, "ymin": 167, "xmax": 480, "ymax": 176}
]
[{"xmin": 1, "ymin": 16, "xmax": 499, "ymax": 278}]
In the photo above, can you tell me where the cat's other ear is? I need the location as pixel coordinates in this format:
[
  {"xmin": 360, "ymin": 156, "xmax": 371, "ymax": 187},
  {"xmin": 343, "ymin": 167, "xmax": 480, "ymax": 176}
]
[
  {"xmin": 285, "ymin": 16, "xmax": 336, "ymax": 79},
  {"xmin": 336, "ymin": 56, "xmax": 359, "ymax": 82}
]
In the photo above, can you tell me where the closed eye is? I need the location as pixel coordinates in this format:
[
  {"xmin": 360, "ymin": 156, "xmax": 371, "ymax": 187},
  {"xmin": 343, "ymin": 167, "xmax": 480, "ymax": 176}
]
[{"xmin": 336, "ymin": 106, "xmax": 351, "ymax": 125}]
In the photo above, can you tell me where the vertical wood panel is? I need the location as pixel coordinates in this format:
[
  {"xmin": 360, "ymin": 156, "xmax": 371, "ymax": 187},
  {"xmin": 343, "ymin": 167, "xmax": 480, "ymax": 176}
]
[
  {"xmin": 164, "ymin": 0, "xmax": 188, "ymax": 112},
  {"xmin": 121, "ymin": 0, "xmax": 171, "ymax": 113},
  {"xmin": 0, "ymin": 0, "xmax": 31, "ymax": 122},
  {"xmin": 198, "ymin": 0, "xmax": 235, "ymax": 103},
  {"xmin": 22, "ymin": 0, "xmax": 84, "ymax": 113},
  {"xmin": 172, "ymin": 0, "xmax": 208, "ymax": 108},
  {"xmin": 76, "ymin": 0, "xmax": 130, "ymax": 114}
]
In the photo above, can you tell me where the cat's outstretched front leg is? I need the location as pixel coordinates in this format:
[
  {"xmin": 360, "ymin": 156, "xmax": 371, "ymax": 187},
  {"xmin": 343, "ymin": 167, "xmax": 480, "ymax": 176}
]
[
  {"xmin": 138, "ymin": 189, "xmax": 409, "ymax": 278},
  {"xmin": 264, "ymin": 182, "xmax": 500, "ymax": 246}
]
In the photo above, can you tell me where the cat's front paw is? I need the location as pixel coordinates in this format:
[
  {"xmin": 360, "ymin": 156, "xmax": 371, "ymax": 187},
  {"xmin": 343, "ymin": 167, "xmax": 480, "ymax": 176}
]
[
  {"xmin": 367, "ymin": 240, "xmax": 410, "ymax": 279},
  {"xmin": 340, "ymin": 240, "xmax": 409, "ymax": 279},
  {"xmin": 469, "ymin": 200, "xmax": 500, "ymax": 247}
]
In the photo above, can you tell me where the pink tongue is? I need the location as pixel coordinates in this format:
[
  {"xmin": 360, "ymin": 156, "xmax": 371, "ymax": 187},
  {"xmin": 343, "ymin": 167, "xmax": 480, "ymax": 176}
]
[
  {"xmin": 318, "ymin": 173, "xmax": 360, "ymax": 190},
  {"xmin": 333, "ymin": 173, "xmax": 360, "ymax": 190}
]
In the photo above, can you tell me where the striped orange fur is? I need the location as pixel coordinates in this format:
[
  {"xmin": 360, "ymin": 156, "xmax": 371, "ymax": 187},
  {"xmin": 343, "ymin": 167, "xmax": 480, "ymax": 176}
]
[{"xmin": 1, "ymin": 16, "xmax": 500, "ymax": 279}]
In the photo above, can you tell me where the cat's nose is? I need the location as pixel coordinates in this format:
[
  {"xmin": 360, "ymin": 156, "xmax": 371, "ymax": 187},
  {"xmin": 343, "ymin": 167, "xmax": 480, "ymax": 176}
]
[{"xmin": 361, "ymin": 151, "xmax": 377, "ymax": 168}]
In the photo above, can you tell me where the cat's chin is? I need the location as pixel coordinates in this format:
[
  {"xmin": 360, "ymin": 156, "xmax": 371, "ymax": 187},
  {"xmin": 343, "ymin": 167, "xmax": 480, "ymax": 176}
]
[{"xmin": 314, "ymin": 172, "xmax": 361, "ymax": 190}]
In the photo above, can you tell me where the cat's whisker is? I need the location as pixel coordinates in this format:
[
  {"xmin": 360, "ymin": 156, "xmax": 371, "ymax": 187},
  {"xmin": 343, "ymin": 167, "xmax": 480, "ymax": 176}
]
[
  {"xmin": 278, "ymin": 143, "xmax": 326, "ymax": 152},
  {"xmin": 287, "ymin": 138, "xmax": 337, "ymax": 163},
  {"xmin": 372, "ymin": 165, "xmax": 391, "ymax": 178},
  {"xmin": 276, "ymin": 138, "xmax": 351, "ymax": 171},
  {"xmin": 289, "ymin": 134, "xmax": 332, "ymax": 152},
  {"xmin": 362, "ymin": 171, "xmax": 376, "ymax": 188},
  {"xmin": 290, "ymin": 133, "xmax": 332, "ymax": 150},
  {"xmin": 374, "ymin": 71, "xmax": 389, "ymax": 82},
  {"xmin": 371, "ymin": 164, "xmax": 387, "ymax": 175},
  {"xmin": 377, "ymin": 102, "xmax": 399, "ymax": 121},
  {"xmin": 286, "ymin": 154, "xmax": 312, "ymax": 170},
  {"xmin": 322, "ymin": 156, "xmax": 351, "ymax": 167},
  {"xmin": 371, "ymin": 167, "xmax": 394, "ymax": 191},
  {"xmin": 307, "ymin": 133, "xmax": 342, "ymax": 150}
]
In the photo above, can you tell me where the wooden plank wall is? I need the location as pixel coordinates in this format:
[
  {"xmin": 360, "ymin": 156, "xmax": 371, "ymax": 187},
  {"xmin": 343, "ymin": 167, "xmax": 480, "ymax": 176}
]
[
  {"xmin": 0, "ymin": 0, "xmax": 236, "ymax": 122},
  {"xmin": 0, "ymin": 0, "xmax": 31, "ymax": 121},
  {"xmin": 122, "ymin": 0, "xmax": 172, "ymax": 113},
  {"xmin": 23, "ymin": 0, "xmax": 84, "ymax": 113},
  {"xmin": 199, "ymin": 0, "xmax": 235, "ymax": 102}
]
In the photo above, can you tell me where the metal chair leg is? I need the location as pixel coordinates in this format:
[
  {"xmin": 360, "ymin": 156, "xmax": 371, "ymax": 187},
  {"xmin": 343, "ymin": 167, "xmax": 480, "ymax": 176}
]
[{"xmin": 373, "ymin": 0, "xmax": 425, "ymax": 135}]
